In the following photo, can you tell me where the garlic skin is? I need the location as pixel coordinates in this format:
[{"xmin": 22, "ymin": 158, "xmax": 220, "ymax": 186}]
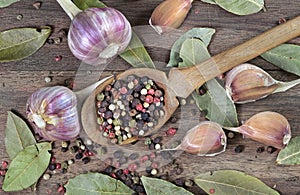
[
  {"xmin": 68, "ymin": 7, "xmax": 132, "ymax": 66},
  {"xmin": 26, "ymin": 86, "xmax": 80, "ymax": 141},
  {"xmin": 225, "ymin": 63, "xmax": 300, "ymax": 104},
  {"xmin": 228, "ymin": 112, "xmax": 291, "ymax": 149},
  {"xmin": 149, "ymin": 0, "xmax": 193, "ymax": 34},
  {"xmin": 169, "ymin": 121, "xmax": 227, "ymax": 156}
]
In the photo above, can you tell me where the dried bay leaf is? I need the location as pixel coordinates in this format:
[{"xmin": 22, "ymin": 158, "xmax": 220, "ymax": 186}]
[
  {"xmin": 167, "ymin": 28, "xmax": 215, "ymax": 67},
  {"xmin": 277, "ymin": 136, "xmax": 300, "ymax": 165},
  {"xmin": 0, "ymin": 0, "xmax": 20, "ymax": 8},
  {"xmin": 179, "ymin": 38, "xmax": 238, "ymax": 127},
  {"xmin": 192, "ymin": 80, "xmax": 238, "ymax": 127},
  {"xmin": 141, "ymin": 176, "xmax": 193, "ymax": 195},
  {"xmin": 195, "ymin": 170, "xmax": 280, "ymax": 195},
  {"xmin": 65, "ymin": 172, "xmax": 134, "ymax": 195},
  {"xmin": 5, "ymin": 111, "xmax": 36, "ymax": 160},
  {"xmin": 73, "ymin": 0, "xmax": 106, "ymax": 10},
  {"xmin": 2, "ymin": 142, "xmax": 52, "ymax": 192},
  {"xmin": 119, "ymin": 31, "xmax": 156, "ymax": 69},
  {"xmin": 214, "ymin": 0, "xmax": 264, "ymax": 15},
  {"xmin": 261, "ymin": 44, "xmax": 300, "ymax": 77},
  {"xmin": 201, "ymin": 0, "xmax": 217, "ymax": 4},
  {"xmin": 0, "ymin": 26, "xmax": 51, "ymax": 62}
]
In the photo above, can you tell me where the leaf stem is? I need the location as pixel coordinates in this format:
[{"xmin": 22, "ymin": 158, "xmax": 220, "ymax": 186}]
[
  {"xmin": 56, "ymin": 0, "xmax": 82, "ymax": 20},
  {"xmin": 274, "ymin": 78, "xmax": 300, "ymax": 93}
]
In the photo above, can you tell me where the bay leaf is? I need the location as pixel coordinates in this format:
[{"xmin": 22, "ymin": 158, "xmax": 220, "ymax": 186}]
[
  {"xmin": 167, "ymin": 28, "xmax": 215, "ymax": 67},
  {"xmin": 0, "ymin": 0, "xmax": 20, "ymax": 8},
  {"xmin": 179, "ymin": 38, "xmax": 238, "ymax": 126},
  {"xmin": 141, "ymin": 176, "xmax": 193, "ymax": 195},
  {"xmin": 195, "ymin": 170, "xmax": 280, "ymax": 195},
  {"xmin": 5, "ymin": 111, "xmax": 36, "ymax": 160},
  {"xmin": 119, "ymin": 31, "xmax": 156, "ymax": 69},
  {"xmin": 261, "ymin": 44, "xmax": 300, "ymax": 77},
  {"xmin": 201, "ymin": 0, "xmax": 217, "ymax": 4},
  {"xmin": 214, "ymin": 0, "xmax": 264, "ymax": 15},
  {"xmin": 65, "ymin": 172, "xmax": 134, "ymax": 195},
  {"xmin": 276, "ymin": 136, "xmax": 300, "ymax": 165},
  {"xmin": 0, "ymin": 26, "xmax": 51, "ymax": 62},
  {"xmin": 2, "ymin": 142, "xmax": 52, "ymax": 192},
  {"xmin": 73, "ymin": 0, "xmax": 106, "ymax": 10}
]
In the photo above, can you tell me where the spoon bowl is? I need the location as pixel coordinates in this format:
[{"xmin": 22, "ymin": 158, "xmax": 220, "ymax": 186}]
[{"xmin": 81, "ymin": 15, "xmax": 300, "ymax": 146}]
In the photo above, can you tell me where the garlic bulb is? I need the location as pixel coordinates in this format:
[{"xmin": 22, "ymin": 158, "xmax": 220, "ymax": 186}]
[
  {"xmin": 26, "ymin": 86, "xmax": 80, "ymax": 141},
  {"xmin": 225, "ymin": 63, "xmax": 300, "ymax": 104},
  {"xmin": 149, "ymin": 0, "xmax": 193, "ymax": 34},
  {"xmin": 56, "ymin": 0, "xmax": 132, "ymax": 66},
  {"xmin": 225, "ymin": 111, "xmax": 291, "ymax": 149},
  {"xmin": 164, "ymin": 121, "xmax": 227, "ymax": 156}
]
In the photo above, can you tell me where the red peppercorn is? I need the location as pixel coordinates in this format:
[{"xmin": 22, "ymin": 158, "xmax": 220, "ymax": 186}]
[
  {"xmin": 109, "ymin": 132, "xmax": 115, "ymax": 138},
  {"xmin": 56, "ymin": 163, "xmax": 61, "ymax": 169},
  {"xmin": 104, "ymin": 158, "xmax": 113, "ymax": 165},
  {"xmin": 136, "ymin": 103, "xmax": 143, "ymax": 111},
  {"xmin": 51, "ymin": 157, "xmax": 56, "ymax": 163},
  {"xmin": 84, "ymin": 150, "xmax": 89, "ymax": 157},
  {"xmin": 1, "ymin": 161, "xmax": 8, "ymax": 169},
  {"xmin": 88, "ymin": 151, "xmax": 95, "ymax": 156},
  {"xmin": 145, "ymin": 95, "xmax": 154, "ymax": 103},
  {"xmin": 0, "ymin": 169, "xmax": 6, "ymax": 176},
  {"xmin": 110, "ymin": 173, "xmax": 117, "ymax": 178},
  {"xmin": 166, "ymin": 128, "xmax": 177, "ymax": 136},
  {"xmin": 123, "ymin": 169, "xmax": 130, "ymax": 175},
  {"xmin": 55, "ymin": 55, "xmax": 62, "ymax": 62},
  {"xmin": 114, "ymin": 161, "xmax": 121, "ymax": 169}
]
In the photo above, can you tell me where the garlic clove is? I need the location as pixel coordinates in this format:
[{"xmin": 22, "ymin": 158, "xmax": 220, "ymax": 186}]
[
  {"xmin": 227, "ymin": 111, "xmax": 291, "ymax": 149},
  {"xmin": 167, "ymin": 121, "xmax": 227, "ymax": 156},
  {"xmin": 149, "ymin": 0, "xmax": 193, "ymax": 34},
  {"xmin": 26, "ymin": 86, "xmax": 80, "ymax": 141},
  {"xmin": 225, "ymin": 63, "xmax": 280, "ymax": 104}
]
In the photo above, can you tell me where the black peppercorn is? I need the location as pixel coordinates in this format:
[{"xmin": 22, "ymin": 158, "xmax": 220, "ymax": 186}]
[
  {"xmin": 153, "ymin": 137, "xmax": 162, "ymax": 144},
  {"xmin": 75, "ymin": 152, "xmax": 83, "ymax": 159},
  {"xmin": 115, "ymin": 169, "xmax": 123, "ymax": 177},
  {"xmin": 256, "ymin": 146, "xmax": 265, "ymax": 153},
  {"xmin": 48, "ymin": 163, "xmax": 56, "ymax": 171},
  {"xmin": 174, "ymin": 178, "xmax": 184, "ymax": 186},
  {"xmin": 145, "ymin": 166, "xmax": 152, "ymax": 174},
  {"xmin": 267, "ymin": 146, "xmax": 276, "ymax": 154},
  {"xmin": 125, "ymin": 179, "xmax": 133, "ymax": 186},
  {"xmin": 61, "ymin": 168, "xmax": 67, "ymax": 174},
  {"xmin": 61, "ymin": 147, "xmax": 68, "ymax": 152},
  {"xmin": 234, "ymin": 145, "xmax": 245, "ymax": 153},
  {"xmin": 104, "ymin": 166, "xmax": 114, "ymax": 174},
  {"xmin": 82, "ymin": 157, "xmax": 91, "ymax": 164}
]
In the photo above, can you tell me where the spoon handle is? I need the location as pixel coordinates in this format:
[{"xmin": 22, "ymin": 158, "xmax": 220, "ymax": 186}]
[{"xmin": 168, "ymin": 15, "xmax": 300, "ymax": 98}]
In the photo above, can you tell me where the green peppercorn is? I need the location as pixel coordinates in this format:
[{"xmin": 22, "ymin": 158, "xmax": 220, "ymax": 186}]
[
  {"xmin": 70, "ymin": 146, "xmax": 79, "ymax": 154},
  {"xmin": 61, "ymin": 141, "xmax": 69, "ymax": 148},
  {"xmin": 144, "ymin": 137, "xmax": 152, "ymax": 145}
]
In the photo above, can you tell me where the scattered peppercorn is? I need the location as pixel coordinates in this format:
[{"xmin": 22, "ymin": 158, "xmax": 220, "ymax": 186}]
[
  {"xmin": 234, "ymin": 145, "xmax": 245, "ymax": 153},
  {"xmin": 267, "ymin": 146, "xmax": 277, "ymax": 154},
  {"xmin": 46, "ymin": 38, "xmax": 55, "ymax": 44},
  {"xmin": 256, "ymin": 146, "xmax": 265, "ymax": 153},
  {"xmin": 16, "ymin": 14, "xmax": 23, "ymax": 20},
  {"xmin": 82, "ymin": 157, "xmax": 91, "ymax": 164},
  {"xmin": 44, "ymin": 76, "xmax": 52, "ymax": 83},
  {"xmin": 43, "ymin": 173, "xmax": 51, "ymax": 180},
  {"xmin": 75, "ymin": 152, "xmax": 83, "ymax": 159},
  {"xmin": 32, "ymin": 1, "xmax": 42, "ymax": 9},
  {"xmin": 55, "ymin": 55, "xmax": 62, "ymax": 62},
  {"xmin": 48, "ymin": 163, "xmax": 56, "ymax": 171},
  {"xmin": 227, "ymin": 132, "xmax": 235, "ymax": 139}
]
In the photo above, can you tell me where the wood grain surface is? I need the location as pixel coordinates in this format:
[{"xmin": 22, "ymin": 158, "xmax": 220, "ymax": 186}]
[{"xmin": 1, "ymin": 0, "xmax": 300, "ymax": 194}]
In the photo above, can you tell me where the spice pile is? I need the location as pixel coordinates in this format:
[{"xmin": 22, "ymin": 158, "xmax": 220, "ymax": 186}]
[{"xmin": 96, "ymin": 75, "xmax": 165, "ymax": 144}]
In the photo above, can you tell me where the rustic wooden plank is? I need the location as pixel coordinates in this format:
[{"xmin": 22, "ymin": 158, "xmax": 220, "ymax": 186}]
[{"xmin": 1, "ymin": 0, "xmax": 300, "ymax": 194}]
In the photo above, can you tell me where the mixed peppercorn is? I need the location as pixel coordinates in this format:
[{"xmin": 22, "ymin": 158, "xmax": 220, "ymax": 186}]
[{"xmin": 96, "ymin": 75, "xmax": 165, "ymax": 144}]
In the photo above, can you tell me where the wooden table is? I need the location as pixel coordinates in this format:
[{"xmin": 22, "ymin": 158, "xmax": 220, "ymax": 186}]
[{"xmin": 1, "ymin": 0, "xmax": 300, "ymax": 194}]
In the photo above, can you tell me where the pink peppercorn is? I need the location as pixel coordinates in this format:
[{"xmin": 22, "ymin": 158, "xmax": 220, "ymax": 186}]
[
  {"xmin": 166, "ymin": 128, "xmax": 177, "ymax": 136},
  {"xmin": 57, "ymin": 185, "xmax": 65, "ymax": 194},
  {"xmin": 119, "ymin": 87, "xmax": 128, "ymax": 94},
  {"xmin": 154, "ymin": 97, "xmax": 160, "ymax": 103},
  {"xmin": 128, "ymin": 163, "xmax": 138, "ymax": 171},
  {"xmin": 151, "ymin": 162, "xmax": 159, "ymax": 169},
  {"xmin": 1, "ymin": 161, "xmax": 8, "ymax": 169},
  {"xmin": 149, "ymin": 152, "xmax": 156, "ymax": 159},
  {"xmin": 0, "ymin": 169, "xmax": 6, "ymax": 176},
  {"xmin": 147, "ymin": 89, "xmax": 155, "ymax": 95},
  {"xmin": 110, "ymin": 173, "xmax": 117, "ymax": 178},
  {"xmin": 145, "ymin": 95, "xmax": 154, "ymax": 103},
  {"xmin": 136, "ymin": 103, "xmax": 143, "ymax": 111},
  {"xmin": 140, "ymin": 155, "xmax": 149, "ymax": 163},
  {"xmin": 109, "ymin": 132, "xmax": 115, "ymax": 138},
  {"xmin": 55, "ymin": 55, "xmax": 62, "ymax": 62}
]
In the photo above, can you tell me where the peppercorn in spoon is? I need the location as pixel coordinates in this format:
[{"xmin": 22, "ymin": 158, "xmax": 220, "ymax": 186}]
[{"xmin": 82, "ymin": 15, "xmax": 300, "ymax": 146}]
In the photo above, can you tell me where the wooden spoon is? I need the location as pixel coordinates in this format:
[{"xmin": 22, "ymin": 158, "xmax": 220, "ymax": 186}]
[{"xmin": 82, "ymin": 16, "xmax": 300, "ymax": 146}]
